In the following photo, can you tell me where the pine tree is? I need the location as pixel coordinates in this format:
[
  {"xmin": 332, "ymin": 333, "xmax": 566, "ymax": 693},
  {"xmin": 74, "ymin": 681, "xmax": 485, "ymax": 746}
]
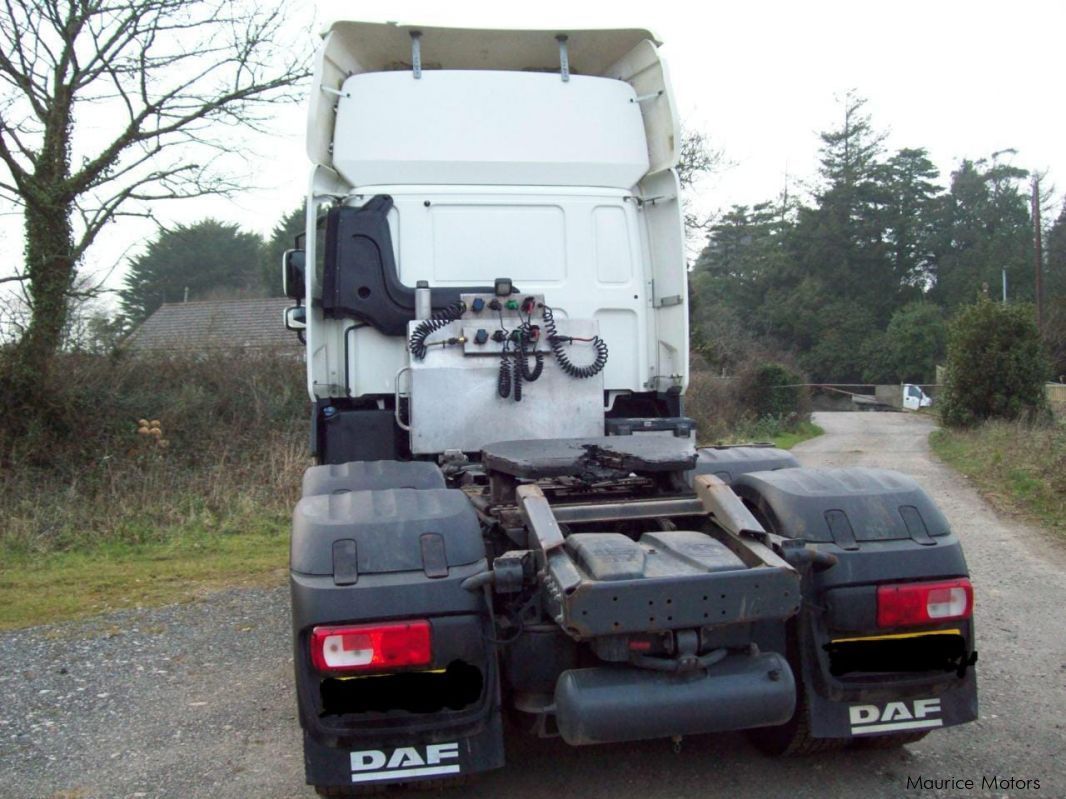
[
  {"xmin": 262, "ymin": 205, "xmax": 306, "ymax": 296},
  {"xmin": 884, "ymin": 148, "xmax": 941, "ymax": 291},
  {"xmin": 120, "ymin": 221, "xmax": 266, "ymax": 322},
  {"xmin": 933, "ymin": 155, "xmax": 1032, "ymax": 309}
]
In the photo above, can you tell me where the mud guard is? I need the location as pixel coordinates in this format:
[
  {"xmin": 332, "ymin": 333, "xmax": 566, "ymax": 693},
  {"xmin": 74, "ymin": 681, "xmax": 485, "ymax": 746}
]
[
  {"xmin": 291, "ymin": 480, "xmax": 505, "ymax": 788},
  {"xmin": 732, "ymin": 466, "xmax": 979, "ymax": 740}
]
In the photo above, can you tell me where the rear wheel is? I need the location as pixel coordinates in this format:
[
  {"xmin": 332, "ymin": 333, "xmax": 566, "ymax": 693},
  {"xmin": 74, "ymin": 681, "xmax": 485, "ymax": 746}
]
[{"xmin": 746, "ymin": 675, "xmax": 847, "ymax": 756}]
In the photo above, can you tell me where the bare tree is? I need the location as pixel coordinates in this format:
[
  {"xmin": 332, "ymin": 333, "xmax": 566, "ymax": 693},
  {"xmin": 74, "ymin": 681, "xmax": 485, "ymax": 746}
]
[
  {"xmin": 677, "ymin": 127, "xmax": 727, "ymax": 243},
  {"xmin": 0, "ymin": 0, "xmax": 310, "ymax": 389}
]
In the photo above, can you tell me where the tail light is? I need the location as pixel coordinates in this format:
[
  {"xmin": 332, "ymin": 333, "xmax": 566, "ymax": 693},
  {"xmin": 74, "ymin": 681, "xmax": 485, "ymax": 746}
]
[
  {"xmin": 310, "ymin": 620, "xmax": 432, "ymax": 673},
  {"xmin": 877, "ymin": 578, "xmax": 973, "ymax": 628}
]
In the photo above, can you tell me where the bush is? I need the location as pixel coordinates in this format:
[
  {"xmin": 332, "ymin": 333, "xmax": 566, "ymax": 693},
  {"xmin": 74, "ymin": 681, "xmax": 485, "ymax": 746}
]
[
  {"xmin": 939, "ymin": 299, "xmax": 1049, "ymax": 428},
  {"xmin": 737, "ymin": 362, "xmax": 809, "ymax": 420},
  {"xmin": 687, "ymin": 362, "xmax": 810, "ymax": 444},
  {"xmin": 0, "ymin": 349, "xmax": 308, "ymax": 552},
  {"xmin": 685, "ymin": 372, "xmax": 743, "ymax": 442},
  {"xmin": 861, "ymin": 301, "xmax": 946, "ymax": 384}
]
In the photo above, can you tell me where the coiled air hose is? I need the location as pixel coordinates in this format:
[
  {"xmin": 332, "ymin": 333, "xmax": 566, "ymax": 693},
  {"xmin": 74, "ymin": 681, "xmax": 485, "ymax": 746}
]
[
  {"xmin": 516, "ymin": 323, "xmax": 544, "ymax": 382},
  {"xmin": 498, "ymin": 324, "xmax": 545, "ymax": 401},
  {"xmin": 542, "ymin": 304, "xmax": 608, "ymax": 378},
  {"xmin": 497, "ymin": 341, "xmax": 513, "ymax": 399},
  {"xmin": 408, "ymin": 300, "xmax": 466, "ymax": 360}
]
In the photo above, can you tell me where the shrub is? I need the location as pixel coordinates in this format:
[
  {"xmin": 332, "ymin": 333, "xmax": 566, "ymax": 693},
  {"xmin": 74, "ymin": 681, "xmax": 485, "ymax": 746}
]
[
  {"xmin": 736, "ymin": 362, "xmax": 809, "ymax": 420},
  {"xmin": 685, "ymin": 372, "xmax": 743, "ymax": 442},
  {"xmin": 0, "ymin": 349, "xmax": 309, "ymax": 552},
  {"xmin": 686, "ymin": 362, "xmax": 810, "ymax": 443},
  {"xmin": 939, "ymin": 299, "xmax": 1049, "ymax": 428},
  {"xmin": 861, "ymin": 301, "xmax": 946, "ymax": 384}
]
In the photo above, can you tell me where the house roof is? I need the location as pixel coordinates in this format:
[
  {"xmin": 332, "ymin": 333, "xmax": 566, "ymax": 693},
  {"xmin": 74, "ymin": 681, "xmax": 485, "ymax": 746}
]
[{"xmin": 125, "ymin": 297, "xmax": 301, "ymax": 351}]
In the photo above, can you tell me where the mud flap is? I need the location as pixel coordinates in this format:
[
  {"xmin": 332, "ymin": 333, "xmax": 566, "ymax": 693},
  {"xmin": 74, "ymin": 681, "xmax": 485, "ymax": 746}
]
[
  {"xmin": 796, "ymin": 611, "xmax": 979, "ymax": 738},
  {"xmin": 304, "ymin": 712, "xmax": 505, "ymax": 787},
  {"xmin": 804, "ymin": 669, "xmax": 978, "ymax": 738}
]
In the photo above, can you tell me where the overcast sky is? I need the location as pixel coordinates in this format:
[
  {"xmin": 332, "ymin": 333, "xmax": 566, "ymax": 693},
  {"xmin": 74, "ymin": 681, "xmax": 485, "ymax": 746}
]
[{"xmin": 2, "ymin": 0, "xmax": 1064, "ymax": 303}]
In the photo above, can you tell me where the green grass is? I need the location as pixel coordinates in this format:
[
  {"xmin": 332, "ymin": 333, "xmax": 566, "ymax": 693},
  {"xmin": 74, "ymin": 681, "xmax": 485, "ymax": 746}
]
[
  {"xmin": 700, "ymin": 419, "xmax": 824, "ymax": 450},
  {"xmin": 0, "ymin": 521, "xmax": 289, "ymax": 630},
  {"xmin": 769, "ymin": 421, "xmax": 825, "ymax": 450},
  {"xmin": 930, "ymin": 420, "xmax": 1066, "ymax": 536}
]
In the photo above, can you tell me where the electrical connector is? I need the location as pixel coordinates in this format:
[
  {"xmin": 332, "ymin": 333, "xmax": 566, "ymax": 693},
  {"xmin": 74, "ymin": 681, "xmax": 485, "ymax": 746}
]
[{"xmin": 471, "ymin": 297, "xmax": 485, "ymax": 313}]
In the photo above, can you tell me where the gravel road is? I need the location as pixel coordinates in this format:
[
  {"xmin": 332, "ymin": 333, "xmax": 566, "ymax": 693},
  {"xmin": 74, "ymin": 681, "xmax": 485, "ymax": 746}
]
[{"xmin": 2, "ymin": 411, "xmax": 1064, "ymax": 799}]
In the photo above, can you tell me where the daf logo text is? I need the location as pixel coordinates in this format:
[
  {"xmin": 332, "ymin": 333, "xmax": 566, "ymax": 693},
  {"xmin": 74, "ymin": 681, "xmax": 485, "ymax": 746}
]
[
  {"xmin": 349, "ymin": 742, "xmax": 461, "ymax": 783},
  {"xmin": 849, "ymin": 698, "xmax": 943, "ymax": 735}
]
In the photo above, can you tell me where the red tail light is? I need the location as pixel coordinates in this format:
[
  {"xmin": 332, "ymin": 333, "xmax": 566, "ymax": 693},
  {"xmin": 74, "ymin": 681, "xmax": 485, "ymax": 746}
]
[
  {"xmin": 310, "ymin": 620, "xmax": 432, "ymax": 673},
  {"xmin": 877, "ymin": 578, "xmax": 973, "ymax": 628}
]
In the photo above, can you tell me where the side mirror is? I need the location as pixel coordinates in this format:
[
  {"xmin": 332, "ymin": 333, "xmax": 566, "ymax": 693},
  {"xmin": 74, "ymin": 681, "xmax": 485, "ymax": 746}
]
[
  {"xmin": 283, "ymin": 249, "xmax": 306, "ymax": 300},
  {"xmin": 284, "ymin": 305, "xmax": 307, "ymax": 331}
]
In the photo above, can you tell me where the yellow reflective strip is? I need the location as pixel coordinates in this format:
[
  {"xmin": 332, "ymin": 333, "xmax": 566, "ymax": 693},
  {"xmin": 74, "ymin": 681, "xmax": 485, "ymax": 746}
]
[
  {"xmin": 332, "ymin": 667, "xmax": 448, "ymax": 681},
  {"xmin": 831, "ymin": 629, "xmax": 961, "ymax": 644}
]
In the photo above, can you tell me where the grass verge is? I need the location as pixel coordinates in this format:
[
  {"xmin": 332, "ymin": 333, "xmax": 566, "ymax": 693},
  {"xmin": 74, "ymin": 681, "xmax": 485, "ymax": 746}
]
[
  {"xmin": 930, "ymin": 419, "xmax": 1066, "ymax": 536},
  {"xmin": 0, "ymin": 521, "xmax": 288, "ymax": 631},
  {"xmin": 769, "ymin": 421, "xmax": 825, "ymax": 450},
  {"xmin": 699, "ymin": 420, "xmax": 824, "ymax": 450}
]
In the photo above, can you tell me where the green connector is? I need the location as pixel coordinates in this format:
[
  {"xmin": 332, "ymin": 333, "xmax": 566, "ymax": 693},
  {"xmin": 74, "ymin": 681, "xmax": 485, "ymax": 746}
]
[{"xmin": 505, "ymin": 299, "xmax": 519, "ymax": 310}]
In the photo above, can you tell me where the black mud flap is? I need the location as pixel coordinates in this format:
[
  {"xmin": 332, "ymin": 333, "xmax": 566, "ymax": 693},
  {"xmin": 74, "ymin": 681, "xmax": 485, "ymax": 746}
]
[
  {"xmin": 796, "ymin": 607, "xmax": 979, "ymax": 739},
  {"xmin": 804, "ymin": 668, "xmax": 978, "ymax": 739},
  {"xmin": 304, "ymin": 713, "xmax": 505, "ymax": 787}
]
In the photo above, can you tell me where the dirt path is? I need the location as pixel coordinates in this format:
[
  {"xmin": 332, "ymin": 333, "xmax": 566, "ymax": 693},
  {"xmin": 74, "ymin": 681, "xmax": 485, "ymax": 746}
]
[{"xmin": 2, "ymin": 412, "xmax": 1063, "ymax": 799}]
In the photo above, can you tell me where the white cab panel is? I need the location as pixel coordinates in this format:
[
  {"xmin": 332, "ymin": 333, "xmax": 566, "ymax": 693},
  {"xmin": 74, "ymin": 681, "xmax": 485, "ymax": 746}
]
[
  {"xmin": 329, "ymin": 187, "xmax": 654, "ymax": 400},
  {"xmin": 332, "ymin": 72, "xmax": 649, "ymax": 188},
  {"xmin": 307, "ymin": 23, "xmax": 677, "ymax": 173},
  {"xmin": 429, "ymin": 204, "xmax": 567, "ymax": 284}
]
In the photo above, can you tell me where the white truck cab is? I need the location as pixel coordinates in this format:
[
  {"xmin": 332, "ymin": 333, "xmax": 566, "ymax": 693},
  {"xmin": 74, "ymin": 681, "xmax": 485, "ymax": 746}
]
[{"xmin": 287, "ymin": 21, "xmax": 688, "ymax": 461}]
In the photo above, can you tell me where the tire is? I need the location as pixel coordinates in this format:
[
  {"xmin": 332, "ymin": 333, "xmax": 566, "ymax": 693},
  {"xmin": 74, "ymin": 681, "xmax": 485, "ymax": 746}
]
[
  {"xmin": 852, "ymin": 730, "xmax": 930, "ymax": 749},
  {"xmin": 746, "ymin": 610, "xmax": 845, "ymax": 756},
  {"xmin": 746, "ymin": 677, "xmax": 847, "ymax": 756}
]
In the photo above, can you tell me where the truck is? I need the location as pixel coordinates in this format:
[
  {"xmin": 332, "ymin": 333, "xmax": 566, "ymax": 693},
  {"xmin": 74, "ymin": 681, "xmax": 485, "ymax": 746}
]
[{"xmin": 281, "ymin": 21, "xmax": 978, "ymax": 795}]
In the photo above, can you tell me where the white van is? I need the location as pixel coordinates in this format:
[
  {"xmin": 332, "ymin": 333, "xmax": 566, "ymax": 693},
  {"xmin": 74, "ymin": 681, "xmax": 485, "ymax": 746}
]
[{"xmin": 902, "ymin": 383, "xmax": 934, "ymax": 411}]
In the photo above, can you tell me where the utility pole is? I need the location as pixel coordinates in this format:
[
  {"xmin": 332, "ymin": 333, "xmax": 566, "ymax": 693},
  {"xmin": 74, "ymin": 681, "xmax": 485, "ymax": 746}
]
[{"xmin": 1033, "ymin": 177, "xmax": 1043, "ymax": 329}]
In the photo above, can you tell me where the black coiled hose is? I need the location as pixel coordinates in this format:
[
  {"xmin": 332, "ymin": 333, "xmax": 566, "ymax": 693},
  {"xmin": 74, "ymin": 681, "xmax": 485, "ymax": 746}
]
[
  {"xmin": 513, "ymin": 354, "xmax": 523, "ymax": 402},
  {"xmin": 516, "ymin": 324, "xmax": 544, "ymax": 382},
  {"xmin": 408, "ymin": 300, "xmax": 466, "ymax": 360},
  {"xmin": 497, "ymin": 325, "xmax": 545, "ymax": 402},
  {"xmin": 497, "ymin": 342, "xmax": 513, "ymax": 399},
  {"xmin": 542, "ymin": 305, "xmax": 608, "ymax": 378}
]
